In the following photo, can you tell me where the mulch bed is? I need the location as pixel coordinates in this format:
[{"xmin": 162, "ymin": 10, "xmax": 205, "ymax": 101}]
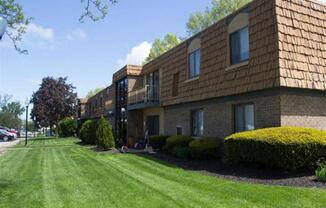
[{"xmin": 142, "ymin": 151, "xmax": 326, "ymax": 189}]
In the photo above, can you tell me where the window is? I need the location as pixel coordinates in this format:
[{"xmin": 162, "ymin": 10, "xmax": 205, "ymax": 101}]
[
  {"xmin": 188, "ymin": 49, "xmax": 201, "ymax": 79},
  {"xmin": 230, "ymin": 27, "xmax": 249, "ymax": 65},
  {"xmin": 191, "ymin": 109, "xmax": 204, "ymax": 137},
  {"xmin": 172, "ymin": 72, "xmax": 179, "ymax": 97},
  {"xmin": 234, "ymin": 104, "xmax": 255, "ymax": 132},
  {"xmin": 176, "ymin": 126, "xmax": 183, "ymax": 136}
]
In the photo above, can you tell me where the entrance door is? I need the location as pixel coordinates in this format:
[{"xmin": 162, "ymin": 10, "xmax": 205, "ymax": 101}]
[{"xmin": 146, "ymin": 116, "xmax": 160, "ymax": 136}]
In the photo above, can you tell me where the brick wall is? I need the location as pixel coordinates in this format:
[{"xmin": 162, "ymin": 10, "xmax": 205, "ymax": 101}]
[
  {"xmin": 164, "ymin": 89, "xmax": 281, "ymax": 138},
  {"xmin": 280, "ymin": 89, "xmax": 326, "ymax": 130}
]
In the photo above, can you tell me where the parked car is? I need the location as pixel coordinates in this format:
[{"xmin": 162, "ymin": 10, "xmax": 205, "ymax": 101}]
[
  {"xmin": 0, "ymin": 127, "xmax": 17, "ymax": 139},
  {"xmin": 0, "ymin": 129, "xmax": 14, "ymax": 142},
  {"xmin": 8, "ymin": 129, "xmax": 18, "ymax": 139}
]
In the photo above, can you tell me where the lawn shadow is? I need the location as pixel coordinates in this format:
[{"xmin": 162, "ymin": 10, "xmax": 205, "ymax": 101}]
[
  {"xmin": 134, "ymin": 151, "xmax": 326, "ymax": 189},
  {"xmin": 0, "ymin": 179, "xmax": 15, "ymax": 190},
  {"xmin": 75, "ymin": 141, "xmax": 89, "ymax": 146},
  {"xmin": 131, "ymin": 153, "xmax": 180, "ymax": 169}
]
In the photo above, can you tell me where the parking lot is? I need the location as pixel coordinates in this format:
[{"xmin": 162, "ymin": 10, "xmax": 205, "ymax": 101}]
[{"xmin": 0, "ymin": 139, "xmax": 21, "ymax": 155}]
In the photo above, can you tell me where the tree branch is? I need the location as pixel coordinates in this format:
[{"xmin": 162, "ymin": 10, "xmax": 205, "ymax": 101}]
[
  {"xmin": 79, "ymin": 0, "xmax": 117, "ymax": 23},
  {"xmin": 0, "ymin": 0, "xmax": 31, "ymax": 54}
]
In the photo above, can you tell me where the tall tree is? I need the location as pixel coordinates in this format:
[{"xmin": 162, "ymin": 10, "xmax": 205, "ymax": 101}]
[
  {"xmin": 30, "ymin": 77, "xmax": 78, "ymax": 131},
  {"xmin": 86, "ymin": 87, "xmax": 104, "ymax": 98},
  {"xmin": 0, "ymin": 94, "xmax": 25, "ymax": 129},
  {"xmin": 144, "ymin": 33, "xmax": 181, "ymax": 64},
  {"xmin": 1, "ymin": 0, "xmax": 117, "ymax": 54},
  {"xmin": 186, "ymin": 0, "xmax": 252, "ymax": 36}
]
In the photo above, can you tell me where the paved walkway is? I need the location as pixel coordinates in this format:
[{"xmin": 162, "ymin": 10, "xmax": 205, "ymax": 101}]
[{"xmin": 0, "ymin": 139, "xmax": 21, "ymax": 155}]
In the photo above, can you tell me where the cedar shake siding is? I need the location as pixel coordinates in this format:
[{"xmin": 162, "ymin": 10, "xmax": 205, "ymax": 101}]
[
  {"xmin": 276, "ymin": 0, "xmax": 326, "ymax": 90},
  {"xmin": 78, "ymin": 0, "xmax": 326, "ymax": 141},
  {"xmin": 143, "ymin": 0, "xmax": 280, "ymax": 107}
]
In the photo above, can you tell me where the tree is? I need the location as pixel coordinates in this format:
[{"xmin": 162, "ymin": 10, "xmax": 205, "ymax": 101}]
[
  {"xmin": 96, "ymin": 117, "xmax": 115, "ymax": 149},
  {"xmin": 57, "ymin": 117, "xmax": 77, "ymax": 137},
  {"xmin": 30, "ymin": 77, "xmax": 78, "ymax": 132},
  {"xmin": 86, "ymin": 87, "xmax": 104, "ymax": 98},
  {"xmin": 144, "ymin": 33, "xmax": 181, "ymax": 64},
  {"xmin": 1, "ymin": 0, "xmax": 117, "ymax": 54},
  {"xmin": 24, "ymin": 120, "xmax": 37, "ymax": 132},
  {"xmin": 186, "ymin": 0, "xmax": 252, "ymax": 36},
  {"xmin": 0, "ymin": 94, "xmax": 25, "ymax": 129},
  {"xmin": 79, "ymin": 120, "xmax": 97, "ymax": 144}
]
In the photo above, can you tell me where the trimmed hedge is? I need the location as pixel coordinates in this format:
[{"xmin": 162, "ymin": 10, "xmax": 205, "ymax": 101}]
[
  {"xmin": 96, "ymin": 117, "xmax": 115, "ymax": 149},
  {"xmin": 189, "ymin": 138, "xmax": 223, "ymax": 159},
  {"xmin": 166, "ymin": 136, "xmax": 194, "ymax": 154},
  {"xmin": 225, "ymin": 127, "xmax": 326, "ymax": 171},
  {"xmin": 57, "ymin": 117, "xmax": 77, "ymax": 137},
  {"xmin": 79, "ymin": 120, "xmax": 97, "ymax": 145},
  {"xmin": 148, "ymin": 135, "xmax": 169, "ymax": 149},
  {"xmin": 173, "ymin": 147, "xmax": 191, "ymax": 159}
]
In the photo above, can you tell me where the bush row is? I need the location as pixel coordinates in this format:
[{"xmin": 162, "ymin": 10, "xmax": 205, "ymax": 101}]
[
  {"xmin": 149, "ymin": 135, "xmax": 223, "ymax": 159},
  {"xmin": 225, "ymin": 127, "xmax": 326, "ymax": 171},
  {"xmin": 79, "ymin": 117, "xmax": 115, "ymax": 149},
  {"xmin": 150, "ymin": 127, "xmax": 326, "ymax": 172}
]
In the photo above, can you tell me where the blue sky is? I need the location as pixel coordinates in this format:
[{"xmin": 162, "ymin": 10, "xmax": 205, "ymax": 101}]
[{"xmin": 0, "ymin": 0, "xmax": 211, "ymax": 105}]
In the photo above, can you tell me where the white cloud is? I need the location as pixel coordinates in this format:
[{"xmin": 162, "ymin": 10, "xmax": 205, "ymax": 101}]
[
  {"xmin": 66, "ymin": 28, "xmax": 88, "ymax": 41},
  {"xmin": 0, "ymin": 23, "xmax": 56, "ymax": 50},
  {"xmin": 26, "ymin": 23, "xmax": 55, "ymax": 43},
  {"xmin": 22, "ymin": 23, "xmax": 57, "ymax": 49},
  {"xmin": 117, "ymin": 41, "xmax": 152, "ymax": 67}
]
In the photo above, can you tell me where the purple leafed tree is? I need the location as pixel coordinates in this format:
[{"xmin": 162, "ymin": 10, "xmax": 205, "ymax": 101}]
[{"xmin": 30, "ymin": 77, "xmax": 78, "ymax": 131}]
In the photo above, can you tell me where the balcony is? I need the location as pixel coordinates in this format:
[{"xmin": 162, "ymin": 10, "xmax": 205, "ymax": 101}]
[{"xmin": 128, "ymin": 85, "xmax": 160, "ymax": 110}]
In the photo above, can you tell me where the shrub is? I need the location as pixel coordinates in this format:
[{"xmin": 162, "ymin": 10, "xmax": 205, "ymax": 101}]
[
  {"xmin": 166, "ymin": 135, "xmax": 194, "ymax": 154},
  {"xmin": 96, "ymin": 117, "xmax": 115, "ymax": 150},
  {"xmin": 173, "ymin": 147, "xmax": 191, "ymax": 159},
  {"xmin": 148, "ymin": 135, "xmax": 170, "ymax": 149},
  {"xmin": 57, "ymin": 117, "xmax": 77, "ymax": 137},
  {"xmin": 79, "ymin": 120, "xmax": 97, "ymax": 144},
  {"xmin": 225, "ymin": 127, "xmax": 326, "ymax": 171},
  {"xmin": 189, "ymin": 138, "xmax": 223, "ymax": 159},
  {"xmin": 316, "ymin": 160, "xmax": 326, "ymax": 182}
]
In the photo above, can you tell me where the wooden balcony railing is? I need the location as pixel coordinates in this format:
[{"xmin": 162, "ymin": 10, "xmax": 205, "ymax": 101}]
[{"xmin": 128, "ymin": 85, "xmax": 159, "ymax": 105}]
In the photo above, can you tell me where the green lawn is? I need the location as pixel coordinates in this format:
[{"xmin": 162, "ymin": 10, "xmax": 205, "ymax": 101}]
[{"xmin": 0, "ymin": 138, "xmax": 325, "ymax": 208}]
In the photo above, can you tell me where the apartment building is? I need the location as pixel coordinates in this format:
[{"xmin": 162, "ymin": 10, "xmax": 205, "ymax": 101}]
[{"xmin": 79, "ymin": 0, "xmax": 326, "ymax": 145}]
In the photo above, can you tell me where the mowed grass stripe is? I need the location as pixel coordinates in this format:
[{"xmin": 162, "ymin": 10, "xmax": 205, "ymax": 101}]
[
  {"xmin": 105, "ymin": 155, "xmax": 212, "ymax": 207},
  {"xmin": 71, "ymin": 147, "xmax": 179, "ymax": 207},
  {"xmin": 105, "ymin": 155, "xmax": 282, "ymax": 208},
  {"xmin": 0, "ymin": 148, "xmax": 45, "ymax": 207},
  {"xmin": 0, "ymin": 138, "xmax": 325, "ymax": 208}
]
